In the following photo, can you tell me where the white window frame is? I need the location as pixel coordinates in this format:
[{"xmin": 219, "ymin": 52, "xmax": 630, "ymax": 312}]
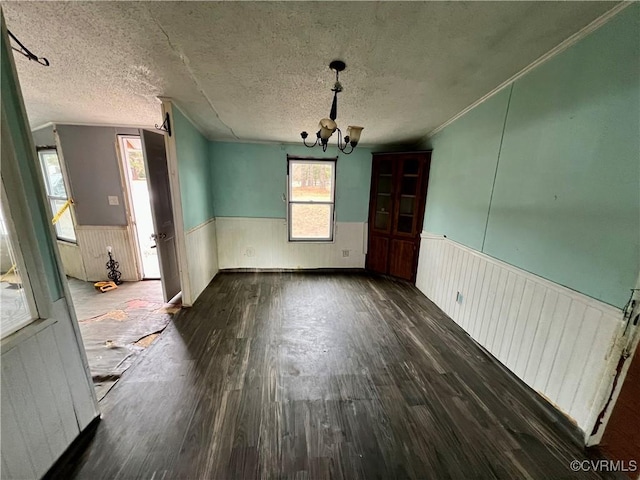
[
  {"xmin": 287, "ymin": 156, "xmax": 337, "ymax": 242},
  {"xmin": 37, "ymin": 147, "xmax": 76, "ymax": 243}
]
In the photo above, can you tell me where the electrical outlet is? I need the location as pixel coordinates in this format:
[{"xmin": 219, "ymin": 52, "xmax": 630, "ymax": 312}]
[
  {"xmin": 456, "ymin": 291, "xmax": 463, "ymax": 304},
  {"xmin": 108, "ymin": 195, "xmax": 119, "ymax": 206},
  {"xmin": 342, "ymin": 249, "xmax": 350, "ymax": 257}
]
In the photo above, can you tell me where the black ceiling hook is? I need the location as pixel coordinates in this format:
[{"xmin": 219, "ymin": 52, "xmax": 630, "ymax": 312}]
[
  {"xmin": 155, "ymin": 112, "xmax": 171, "ymax": 136},
  {"xmin": 7, "ymin": 30, "xmax": 49, "ymax": 67}
]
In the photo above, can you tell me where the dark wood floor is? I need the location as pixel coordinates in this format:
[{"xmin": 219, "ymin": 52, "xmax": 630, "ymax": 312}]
[{"xmin": 51, "ymin": 272, "xmax": 614, "ymax": 479}]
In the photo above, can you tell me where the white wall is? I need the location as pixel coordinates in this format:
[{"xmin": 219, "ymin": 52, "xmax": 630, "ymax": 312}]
[
  {"xmin": 416, "ymin": 233, "xmax": 624, "ymax": 437},
  {"xmin": 75, "ymin": 226, "xmax": 140, "ymax": 282},
  {"xmin": 185, "ymin": 218, "xmax": 219, "ymax": 304},
  {"xmin": 1, "ymin": 300, "xmax": 99, "ymax": 479},
  {"xmin": 57, "ymin": 241, "xmax": 86, "ymax": 281},
  {"xmin": 215, "ymin": 218, "xmax": 366, "ymax": 270}
]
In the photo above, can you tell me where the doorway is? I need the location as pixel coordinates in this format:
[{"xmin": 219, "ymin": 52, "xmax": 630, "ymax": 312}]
[{"xmin": 118, "ymin": 135, "xmax": 160, "ymax": 279}]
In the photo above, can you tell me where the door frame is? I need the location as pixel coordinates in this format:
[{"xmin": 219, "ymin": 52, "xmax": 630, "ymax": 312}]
[
  {"xmin": 115, "ymin": 134, "xmax": 154, "ymax": 281},
  {"xmin": 588, "ymin": 272, "xmax": 640, "ymax": 446},
  {"xmin": 0, "ymin": 12, "xmax": 98, "ymax": 406}
]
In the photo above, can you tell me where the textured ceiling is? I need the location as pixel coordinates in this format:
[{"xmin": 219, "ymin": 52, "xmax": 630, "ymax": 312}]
[{"xmin": 2, "ymin": 1, "xmax": 618, "ymax": 146}]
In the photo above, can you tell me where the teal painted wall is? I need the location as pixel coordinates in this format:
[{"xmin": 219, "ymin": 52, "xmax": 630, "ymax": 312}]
[
  {"xmin": 209, "ymin": 142, "xmax": 373, "ymax": 222},
  {"xmin": 1, "ymin": 20, "xmax": 63, "ymax": 300},
  {"xmin": 424, "ymin": 88, "xmax": 510, "ymax": 251},
  {"xmin": 423, "ymin": 5, "xmax": 639, "ymax": 308},
  {"xmin": 173, "ymin": 107, "xmax": 215, "ymax": 230}
]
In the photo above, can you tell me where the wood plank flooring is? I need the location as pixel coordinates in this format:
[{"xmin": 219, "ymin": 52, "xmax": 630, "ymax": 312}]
[{"xmin": 49, "ymin": 272, "xmax": 615, "ymax": 479}]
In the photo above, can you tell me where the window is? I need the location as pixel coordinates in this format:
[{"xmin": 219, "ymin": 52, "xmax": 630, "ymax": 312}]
[
  {"xmin": 287, "ymin": 157, "xmax": 336, "ymax": 241},
  {"xmin": 1, "ymin": 183, "xmax": 37, "ymax": 338},
  {"xmin": 38, "ymin": 148, "xmax": 76, "ymax": 242}
]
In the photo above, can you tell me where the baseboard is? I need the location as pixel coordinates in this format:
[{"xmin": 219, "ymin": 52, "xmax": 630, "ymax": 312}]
[{"xmin": 220, "ymin": 267, "xmax": 367, "ymax": 274}]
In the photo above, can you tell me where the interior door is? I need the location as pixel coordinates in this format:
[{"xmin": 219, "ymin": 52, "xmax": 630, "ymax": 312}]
[{"xmin": 140, "ymin": 129, "xmax": 180, "ymax": 301}]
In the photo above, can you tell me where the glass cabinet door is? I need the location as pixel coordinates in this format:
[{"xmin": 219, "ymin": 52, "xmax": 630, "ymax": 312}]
[
  {"xmin": 372, "ymin": 159, "xmax": 393, "ymax": 233},
  {"xmin": 393, "ymin": 157, "xmax": 422, "ymax": 235}
]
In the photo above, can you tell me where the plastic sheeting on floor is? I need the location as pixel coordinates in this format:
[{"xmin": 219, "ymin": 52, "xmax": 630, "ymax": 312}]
[{"xmin": 67, "ymin": 278, "xmax": 179, "ymax": 400}]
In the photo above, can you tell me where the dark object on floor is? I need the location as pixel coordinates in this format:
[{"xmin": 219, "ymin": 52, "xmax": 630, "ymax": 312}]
[
  {"xmin": 51, "ymin": 272, "xmax": 616, "ymax": 479},
  {"xmin": 105, "ymin": 249, "xmax": 122, "ymax": 285}
]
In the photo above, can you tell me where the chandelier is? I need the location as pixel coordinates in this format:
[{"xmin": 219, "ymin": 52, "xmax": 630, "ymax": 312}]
[{"xmin": 300, "ymin": 60, "xmax": 363, "ymax": 154}]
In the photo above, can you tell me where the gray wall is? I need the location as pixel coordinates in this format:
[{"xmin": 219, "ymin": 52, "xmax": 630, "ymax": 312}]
[
  {"xmin": 56, "ymin": 125, "xmax": 137, "ymax": 226},
  {"xmin": 31, "ymin": 125, "xmax": 55, "ymax": 147}
]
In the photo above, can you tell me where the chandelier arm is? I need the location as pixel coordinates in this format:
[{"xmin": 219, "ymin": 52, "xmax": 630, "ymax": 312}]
[
  {"xmin": 302, "ymin": 136, "xmax": 319, "ymax": 148},
  {"xmin": 336, "ymin": 128, "xmax": 346, "ymax": 151},
  {"xmin": 341, "ymin": 144, "xmax": 355, "ymax": 155}
]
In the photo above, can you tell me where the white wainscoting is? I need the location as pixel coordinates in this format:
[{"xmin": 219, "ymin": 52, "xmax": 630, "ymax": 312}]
[
  {"xmin": 416, "ymin": 232, "xmax": 624, "ymax": 437},
  {"xmin": 215, "ymin": 218, "xmax": 366, "ymax": 270},
  {"xmin": 57, "ymin": 240, "xmax": 87, "ymax": 281},
  {"xmin": 1, "ymin": 299, "xmax": 99, "ymax": 479},
  {"xmin": 185, "ymin": 218, "xmax": 219, "ymax": 306},
  {"xmin": 76, "ymin": 226, "xmax": 140, "ymax": 282}
]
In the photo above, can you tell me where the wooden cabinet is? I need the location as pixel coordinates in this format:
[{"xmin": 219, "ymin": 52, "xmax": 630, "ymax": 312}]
[{"xmin": 366, "ymin": 151, "xmax": 431, "ymax": 282}]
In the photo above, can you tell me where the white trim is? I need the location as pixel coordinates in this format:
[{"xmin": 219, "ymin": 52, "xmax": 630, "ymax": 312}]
[
  {"xmin": 31, "ymin": 122, "xmax": 55, "ymax": 133},
  {"xmin": 48, "ymin": 121, "xmax": 154, "ymax": 130},
  {"xmin": 159, "ymin": 100, "xmax": 191, "ymax": 306},
  {"xmin": 185, "ymin": 216, "xmax": 215, "ymax": 235},
  {"xmin": 75, "ymin": 224, "xmax": 128, "ymax": 231},
  {"xmin": 424, "ymin": 3, "xmax": 630, "ymax": 140}
]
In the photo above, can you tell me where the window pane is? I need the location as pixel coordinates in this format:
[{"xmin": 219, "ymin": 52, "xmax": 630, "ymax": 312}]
[
  {"xmin": 397, "ymin": 215, "xmax": 414, "ymax": 233},
  {"xmin": 290, "ymin": 204, "xmax": 332, "ymax": 239},
  {"xmin": 403, "ymin": 159, "xmax": 420, "ymax": 175},
  {"xmin": 401, "ymin": 176, "xmax": 417, "ymax": 195},
  {"xmin": 290, "ymin": 162, "xmax": 333, "ymax": 201},
  {"xmin": 39, "ymin": 150, "xmax": 67, "ymax": 198},
  {"xmin": 51, "ymin": 199, "xmax": 76, "ymax": 242},
  {"xmin": 375, "ymin": 212, "xmax": 390, "ymax": 230},
  {"xmin": 399, "ymin": 195, "xmax": 415, "ymax": 215},
  {"xmin": 1, "ymin": 201, "xmax": 35, "ymax": 338},
  {"xmin": 377, "ymin": 175, "xmax": 392, "ymax": 194}
]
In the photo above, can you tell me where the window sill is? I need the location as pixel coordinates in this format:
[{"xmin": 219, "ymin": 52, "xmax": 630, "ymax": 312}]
[
  {"xmin": 1, "ymin": 317, "xmax": 58, "ymax": 353},
  {"xmin": 56, "ymin": 238, "xmax": 78, "ymax": 246},
  {"xmin": 288, "ymin": 239, "xmax": 335, "ymax": 244}
]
